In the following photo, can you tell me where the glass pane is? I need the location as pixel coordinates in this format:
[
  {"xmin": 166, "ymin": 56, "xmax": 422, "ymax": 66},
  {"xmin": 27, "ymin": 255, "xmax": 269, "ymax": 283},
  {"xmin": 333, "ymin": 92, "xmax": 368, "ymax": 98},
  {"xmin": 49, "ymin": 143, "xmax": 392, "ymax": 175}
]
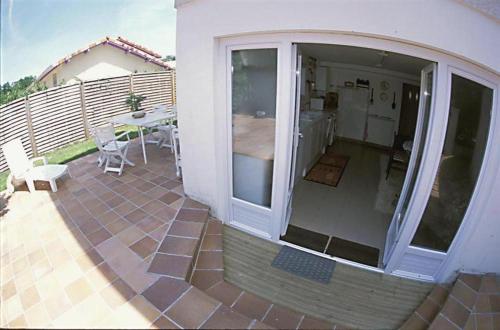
[
  {"xmin": 397, "ymin": 71, "xmax": 433, "ymax": 229},
  {"xmin": 412, "ymin": 74, "xmax": 493, "ymax": 251},
  {"xmin": 232, "ymin": 49, "xmax": 277, "ymax": 207}
]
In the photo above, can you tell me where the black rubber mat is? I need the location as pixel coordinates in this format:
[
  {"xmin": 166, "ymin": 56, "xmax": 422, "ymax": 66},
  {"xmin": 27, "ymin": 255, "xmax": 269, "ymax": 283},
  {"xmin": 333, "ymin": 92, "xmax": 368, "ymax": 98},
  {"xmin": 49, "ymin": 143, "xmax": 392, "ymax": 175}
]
[
  {"xmin": 326, "ymin": 236, "xmax": 379, "ymax": 267},
  {"xmin": 272, "ymin": 245, "xmax": 336, "ymax": 284},
  {"xmin": 281, "ymin": 225, "xmax": 329, "ymax": 253}
]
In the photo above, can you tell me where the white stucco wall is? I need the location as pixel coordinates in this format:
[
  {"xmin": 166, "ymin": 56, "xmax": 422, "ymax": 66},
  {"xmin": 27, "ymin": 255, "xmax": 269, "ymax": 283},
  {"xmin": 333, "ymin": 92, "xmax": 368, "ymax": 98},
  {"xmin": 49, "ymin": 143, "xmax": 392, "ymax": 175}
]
[
  {"xmin": 40, "ymin": 44, "xmax": 165, "ymax": 87},
  {"xmin": 175, "ymin": 0, "xmax": 500, "ymax": 278}
]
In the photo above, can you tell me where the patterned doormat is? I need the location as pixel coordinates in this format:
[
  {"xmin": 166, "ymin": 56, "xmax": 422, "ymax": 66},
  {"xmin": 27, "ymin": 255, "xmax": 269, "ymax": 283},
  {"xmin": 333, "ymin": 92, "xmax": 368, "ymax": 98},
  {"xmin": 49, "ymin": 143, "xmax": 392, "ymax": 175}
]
[
  {"xmin": 272, "ymin": 245, "xmax": 336, "ymax": 284},
  {"xmin": 304, "ymin": 154, "xmax": 349, "ymax": 187}
]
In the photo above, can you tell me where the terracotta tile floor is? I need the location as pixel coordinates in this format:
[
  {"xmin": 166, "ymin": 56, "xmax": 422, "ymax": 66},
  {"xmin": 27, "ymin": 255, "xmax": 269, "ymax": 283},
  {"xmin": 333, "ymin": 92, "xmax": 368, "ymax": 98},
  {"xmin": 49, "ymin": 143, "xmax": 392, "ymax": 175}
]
[
  {"xmin": 1, "ymin": 140, "xmax": 343, "ymax": 329},
  {"xmin": 0, "ymin": 141, "xmax": 204, "ymax": 328}
]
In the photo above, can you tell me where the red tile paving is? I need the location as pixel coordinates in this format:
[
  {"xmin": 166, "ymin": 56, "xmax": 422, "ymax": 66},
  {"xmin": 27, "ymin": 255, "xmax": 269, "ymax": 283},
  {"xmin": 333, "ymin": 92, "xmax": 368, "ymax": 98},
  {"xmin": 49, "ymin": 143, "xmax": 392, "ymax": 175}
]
[{"xmin": 1, "ymin": 140, "xmax": 361, "ymax": 329}]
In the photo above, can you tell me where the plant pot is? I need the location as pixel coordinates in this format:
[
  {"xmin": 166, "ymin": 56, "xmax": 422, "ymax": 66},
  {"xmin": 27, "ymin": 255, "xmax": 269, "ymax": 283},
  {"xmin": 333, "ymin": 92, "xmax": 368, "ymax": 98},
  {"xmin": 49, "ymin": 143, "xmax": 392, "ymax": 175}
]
[{"xmin": 132, "ymin": 111, "xmax": 146, "ymax": 119}]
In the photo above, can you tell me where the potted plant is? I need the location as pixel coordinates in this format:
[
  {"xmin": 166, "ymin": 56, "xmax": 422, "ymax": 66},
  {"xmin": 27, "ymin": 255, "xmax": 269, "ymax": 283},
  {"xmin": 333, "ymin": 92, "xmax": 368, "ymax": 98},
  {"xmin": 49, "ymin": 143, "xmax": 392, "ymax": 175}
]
[{"xmin": 125, "ymin": 93, "xmax": 146, "ymax": 118}]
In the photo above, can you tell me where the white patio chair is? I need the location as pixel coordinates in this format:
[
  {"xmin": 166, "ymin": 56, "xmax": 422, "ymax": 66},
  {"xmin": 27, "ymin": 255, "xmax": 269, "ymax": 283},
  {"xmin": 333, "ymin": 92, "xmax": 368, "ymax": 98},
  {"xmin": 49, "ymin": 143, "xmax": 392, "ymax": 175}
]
[
  {"xmin": 171, "ymin": 128, "xmax": 182, "ymax": 177},
  {"xmin": 144, "ymin": 105, "xmax": 168, "ymax": 144},
  {"xmin": 1, "ymin": 138, "xmax": 69, "ymax": 193},
  {"xmin": 157, "ymin": 123, "xmax": 177, "ymax": 152},
  {"xmin": 92, "ymin": 125, "xmax": 134, "ymax": 176}
]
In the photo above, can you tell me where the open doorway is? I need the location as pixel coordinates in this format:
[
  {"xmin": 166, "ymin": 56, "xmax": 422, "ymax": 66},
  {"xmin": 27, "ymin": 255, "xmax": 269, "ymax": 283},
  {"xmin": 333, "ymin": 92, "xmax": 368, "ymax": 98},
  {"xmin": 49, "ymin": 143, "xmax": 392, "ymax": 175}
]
[{"xmin": 281, "ymin": 43, "xmax": 434, "ymax": 268}]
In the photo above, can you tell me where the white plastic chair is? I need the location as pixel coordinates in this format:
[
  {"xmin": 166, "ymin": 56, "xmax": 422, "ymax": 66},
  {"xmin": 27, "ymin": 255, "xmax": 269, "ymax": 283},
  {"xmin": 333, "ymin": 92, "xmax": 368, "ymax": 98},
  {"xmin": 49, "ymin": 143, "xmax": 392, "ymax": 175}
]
[
  {"xmin": 157, "ymin": 124, "xmax": 176, "ymax": 152},
  {"xmin": 144, "ymin": 105, "xmax": 168, "ymax": 144},
  {"xmin": 92, "ymin": 125, "xmax": 134, "ymax": 176},
  {"xmin": 1, "ymin": 138, "xmax": 69, "ymax": 193},
  {"xmin": 171, "ymin": 128, "xmax": 182, "ymax": 177},
  {"xmin": 154, "ymin": 105, "xmax": 177, "ymax": 151}
]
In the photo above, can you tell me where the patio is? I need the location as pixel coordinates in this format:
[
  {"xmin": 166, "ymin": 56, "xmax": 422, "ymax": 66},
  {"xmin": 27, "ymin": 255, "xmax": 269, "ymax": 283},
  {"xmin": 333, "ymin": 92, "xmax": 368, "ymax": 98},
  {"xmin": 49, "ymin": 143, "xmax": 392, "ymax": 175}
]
[
  {"xmin": 0, "ymin": 140, "xmax": 182, "ymax": 327},
  {"xmin": 0, "ymin": 140, "xmax": 338, "ymax": 329}
]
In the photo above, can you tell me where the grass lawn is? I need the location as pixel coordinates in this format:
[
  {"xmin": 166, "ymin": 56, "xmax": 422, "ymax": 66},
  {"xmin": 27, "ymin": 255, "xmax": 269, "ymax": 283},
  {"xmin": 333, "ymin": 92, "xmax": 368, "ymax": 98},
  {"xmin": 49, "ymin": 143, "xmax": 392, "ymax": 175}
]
[{"xmin": 0, "ymin": 125, "xmax": 141, "ymax": 192}]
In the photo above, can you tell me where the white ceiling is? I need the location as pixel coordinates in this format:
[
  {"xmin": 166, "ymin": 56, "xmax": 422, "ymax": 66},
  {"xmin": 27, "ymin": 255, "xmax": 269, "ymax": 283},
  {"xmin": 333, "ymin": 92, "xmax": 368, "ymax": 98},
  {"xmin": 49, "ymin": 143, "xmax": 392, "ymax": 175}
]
[{"xmin": 299, "ymin": 43, "xmax": 432, "ymax": 76}]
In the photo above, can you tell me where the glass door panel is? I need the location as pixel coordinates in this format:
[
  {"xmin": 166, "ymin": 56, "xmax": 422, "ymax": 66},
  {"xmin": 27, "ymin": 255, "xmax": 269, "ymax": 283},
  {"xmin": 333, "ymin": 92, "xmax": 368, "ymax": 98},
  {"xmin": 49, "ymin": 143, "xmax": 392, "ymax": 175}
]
[
  {"xmin": 397, "ymin": 68, "xmax": 434, "ymax": 230},
  {"xmin": 231, "ymin": 49, "xmax": 278, "ymax": 208},
  {"xmin": 383, "ymin": 63, "xmax": 436, "ymax": 264},
  {"xmin": 411, "ymin": 74, "xmax": 493, "ymax": 251}
]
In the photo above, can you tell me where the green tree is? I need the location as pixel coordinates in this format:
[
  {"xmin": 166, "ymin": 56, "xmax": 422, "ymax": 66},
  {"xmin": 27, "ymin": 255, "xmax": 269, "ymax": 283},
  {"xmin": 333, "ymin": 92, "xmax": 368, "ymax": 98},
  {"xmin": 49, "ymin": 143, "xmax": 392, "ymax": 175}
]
[
  {"xmin": 0, "ymin": 76, "xmax": 47, "ymax": 105},
  {"xmin": 162, "ymin": 55, "xmax": 176, "ymax": 61}
]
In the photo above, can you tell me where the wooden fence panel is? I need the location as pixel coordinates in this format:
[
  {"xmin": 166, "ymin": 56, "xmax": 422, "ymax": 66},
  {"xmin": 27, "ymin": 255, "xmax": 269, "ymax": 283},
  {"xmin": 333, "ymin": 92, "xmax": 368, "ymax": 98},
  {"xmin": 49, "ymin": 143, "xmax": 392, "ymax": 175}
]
[
  {"xmin": 132, "ymin": 71, "xmax": 174, "ymax": 110},
  {"xmin": 84, "ymin": 76, "xmax": 131, "ymax": 128},
  {"xmin": 0, "ymin": 70, "xmax": 176, "ymax": 173},
  {"xmin": 0, "ymin": 99, "xmax": 33, "ymax": 171},
  {"xmin": 29, "ymin": 84, "xmax": 85, "ymax": 154}
]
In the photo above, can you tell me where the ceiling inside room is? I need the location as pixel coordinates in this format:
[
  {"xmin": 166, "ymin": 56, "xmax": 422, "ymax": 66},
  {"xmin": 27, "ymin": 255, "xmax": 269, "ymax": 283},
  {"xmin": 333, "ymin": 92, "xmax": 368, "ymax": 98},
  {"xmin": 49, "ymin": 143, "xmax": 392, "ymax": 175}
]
[{"xmin": 299, "ymin": 43, "xmax": 432, "ymax": 76}]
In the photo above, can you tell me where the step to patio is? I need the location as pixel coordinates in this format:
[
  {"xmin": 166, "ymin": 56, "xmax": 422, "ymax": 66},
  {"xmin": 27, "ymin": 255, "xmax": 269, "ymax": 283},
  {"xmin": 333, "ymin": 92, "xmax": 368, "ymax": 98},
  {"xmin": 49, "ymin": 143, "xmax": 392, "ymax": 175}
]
[
  {"xmin": 223, "ymin": 225, "xmax": 434, "ymax": 329},
  {"xmin": 145, "ymin": 199, "xmax": 270, "ymax": 328},
  {"xmin": 401, "ymin": 273, "xmax": 500, "ymax": 330},
  {"xmin": 147, "ymin": 198, "xmax": 211, "ymax": 280},
  {"xmin": 188, "ymin": 221, "xmax": 342, "ymax": 329}
]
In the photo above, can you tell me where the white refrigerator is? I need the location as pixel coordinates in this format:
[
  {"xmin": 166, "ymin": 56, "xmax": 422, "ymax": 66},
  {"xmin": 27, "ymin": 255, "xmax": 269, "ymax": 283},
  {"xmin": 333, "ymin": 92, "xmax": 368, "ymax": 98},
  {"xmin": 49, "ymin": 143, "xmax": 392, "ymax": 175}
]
[{"xmin": 336, "ymin": 88, "xmax": 369, "ymax": 142}]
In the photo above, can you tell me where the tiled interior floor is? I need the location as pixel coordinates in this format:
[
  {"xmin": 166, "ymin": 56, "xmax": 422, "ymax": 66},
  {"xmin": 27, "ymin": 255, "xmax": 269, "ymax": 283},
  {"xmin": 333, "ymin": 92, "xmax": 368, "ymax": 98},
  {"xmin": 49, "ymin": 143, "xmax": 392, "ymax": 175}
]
[{"xmin": 290, "ymin": 140, "xmax": 405, "ymax": 257}]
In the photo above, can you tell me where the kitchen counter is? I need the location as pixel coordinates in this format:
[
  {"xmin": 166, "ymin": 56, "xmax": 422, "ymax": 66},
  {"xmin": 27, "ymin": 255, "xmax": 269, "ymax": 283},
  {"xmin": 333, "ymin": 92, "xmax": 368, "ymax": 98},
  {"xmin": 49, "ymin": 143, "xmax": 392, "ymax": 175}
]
[
  {"xmin": 294, "ymin": 110, "xmax": 334, "ymax": 184},
  {"xmin": 233, "ymin": 114, "xmax": 276, "ymax": 161}
]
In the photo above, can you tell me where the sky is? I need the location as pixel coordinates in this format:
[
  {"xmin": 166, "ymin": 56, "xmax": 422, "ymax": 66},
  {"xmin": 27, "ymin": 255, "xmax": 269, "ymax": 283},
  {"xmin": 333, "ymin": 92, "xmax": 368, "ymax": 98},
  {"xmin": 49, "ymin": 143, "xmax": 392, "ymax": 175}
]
[{"xmin": 0, "ymin": 0, "xmax": 176, "ymax": 84}]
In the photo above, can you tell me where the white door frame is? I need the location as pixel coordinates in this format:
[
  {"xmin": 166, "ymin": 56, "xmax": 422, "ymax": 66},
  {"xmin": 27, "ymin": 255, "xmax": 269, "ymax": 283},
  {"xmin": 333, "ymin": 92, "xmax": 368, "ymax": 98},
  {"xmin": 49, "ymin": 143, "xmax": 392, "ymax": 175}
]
[
  {"xmin": 214, "ymin": 32, "xmax": 499, "ymax": 281},
  {"xmin": 282, "ymin": 44, "xmax": 302, "ymax": 235},
  {"xmin": 220, "ymin": 39, "xmax": 293, "ymax": 240},
  {"xmin": 383, "ymin": 63, "xmax": 437, "ymax": 265}
]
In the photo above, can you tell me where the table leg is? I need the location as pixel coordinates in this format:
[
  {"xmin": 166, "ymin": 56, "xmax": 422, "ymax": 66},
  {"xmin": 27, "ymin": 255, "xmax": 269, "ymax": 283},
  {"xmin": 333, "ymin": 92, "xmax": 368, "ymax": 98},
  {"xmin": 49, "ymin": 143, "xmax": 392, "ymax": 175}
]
[{"xmin": 139, "ymin": 126, "xmax": 147, "ymax": 164}]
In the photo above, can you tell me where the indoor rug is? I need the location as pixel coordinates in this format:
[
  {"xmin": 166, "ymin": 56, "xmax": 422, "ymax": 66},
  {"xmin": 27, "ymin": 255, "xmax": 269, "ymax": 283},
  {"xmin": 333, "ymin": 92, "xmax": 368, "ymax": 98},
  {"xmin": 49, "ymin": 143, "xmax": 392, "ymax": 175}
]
[{"xmin": 304, "ymin": 154, "xmax": 349, "ymax": 187}]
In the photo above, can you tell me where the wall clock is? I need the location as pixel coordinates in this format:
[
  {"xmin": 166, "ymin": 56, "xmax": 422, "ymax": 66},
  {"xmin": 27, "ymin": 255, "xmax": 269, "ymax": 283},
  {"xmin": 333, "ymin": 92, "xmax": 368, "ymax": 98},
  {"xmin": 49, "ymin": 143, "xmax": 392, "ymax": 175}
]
[{"xmin": 380, "ymin": 80, "xmax": 390, "ymax": 91}]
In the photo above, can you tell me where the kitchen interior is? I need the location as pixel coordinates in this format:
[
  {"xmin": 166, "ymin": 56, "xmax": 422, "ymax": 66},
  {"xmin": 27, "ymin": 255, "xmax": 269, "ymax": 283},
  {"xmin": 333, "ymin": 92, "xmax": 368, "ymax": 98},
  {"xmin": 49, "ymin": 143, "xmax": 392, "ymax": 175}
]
[{"xmin": 282, "ymin": 43, "xmax": 432, "ymax": 267}]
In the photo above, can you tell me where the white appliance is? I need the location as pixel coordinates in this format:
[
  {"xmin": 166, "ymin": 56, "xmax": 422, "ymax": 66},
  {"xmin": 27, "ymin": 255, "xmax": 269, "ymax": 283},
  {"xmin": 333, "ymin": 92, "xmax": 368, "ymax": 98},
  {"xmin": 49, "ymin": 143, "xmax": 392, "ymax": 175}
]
[
  {"xmin": 365, "ymin": 85, "xmax": 399, "ymax": 147},
  {"xmin": 310, "ymin": 97, "xmax": 324, "ymax": 111},
  {"xmin": 336, "ymin": 88, "xmax": 369, "ymax": 141},
  {"xmin": 366, "ymin": 115, "xmax": 394, "ymax": 146}
]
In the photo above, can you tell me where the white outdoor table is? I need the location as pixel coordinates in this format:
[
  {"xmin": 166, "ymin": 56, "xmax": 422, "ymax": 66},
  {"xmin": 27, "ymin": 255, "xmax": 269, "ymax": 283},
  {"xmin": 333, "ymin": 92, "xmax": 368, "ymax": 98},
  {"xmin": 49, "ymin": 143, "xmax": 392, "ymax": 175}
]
[{"xmin": 110, "ymin": 110, "xmax": 177, "ymax": 164}]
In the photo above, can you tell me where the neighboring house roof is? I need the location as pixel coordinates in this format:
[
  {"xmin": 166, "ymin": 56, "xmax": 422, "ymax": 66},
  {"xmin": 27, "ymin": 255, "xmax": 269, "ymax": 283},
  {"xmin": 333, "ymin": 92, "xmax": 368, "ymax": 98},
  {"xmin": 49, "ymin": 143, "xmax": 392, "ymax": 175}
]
[
  {"xmin": 165, "ymin": 60, "xmax": 176, "ymax": 69},
  {"xmin": 37, "ymin": 36, "xmax": 171, "ymax": 81}
]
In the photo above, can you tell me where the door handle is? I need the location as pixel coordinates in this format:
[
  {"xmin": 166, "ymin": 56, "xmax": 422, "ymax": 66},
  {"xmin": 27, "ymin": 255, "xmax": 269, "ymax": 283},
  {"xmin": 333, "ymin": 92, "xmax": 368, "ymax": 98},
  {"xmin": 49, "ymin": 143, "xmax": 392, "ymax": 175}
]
[{"xmin": 298, "ymin": 132, "xmax": 304, "ymax": 139}]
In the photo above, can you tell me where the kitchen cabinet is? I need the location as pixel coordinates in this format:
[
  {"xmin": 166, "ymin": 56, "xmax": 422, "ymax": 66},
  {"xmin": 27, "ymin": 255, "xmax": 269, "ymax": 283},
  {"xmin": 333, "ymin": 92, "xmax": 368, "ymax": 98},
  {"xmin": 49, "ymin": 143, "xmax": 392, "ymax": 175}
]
[{"xmin": 294, "ymin": 111, "xmax": 331, "ymax": 184}]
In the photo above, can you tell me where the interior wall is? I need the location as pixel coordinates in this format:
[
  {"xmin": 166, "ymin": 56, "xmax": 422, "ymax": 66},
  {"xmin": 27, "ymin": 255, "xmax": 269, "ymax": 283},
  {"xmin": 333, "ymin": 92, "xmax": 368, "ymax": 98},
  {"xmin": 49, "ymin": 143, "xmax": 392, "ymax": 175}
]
[{"xmin": 321, "ymin": 62, "xmax": 420, "ymax": 146}]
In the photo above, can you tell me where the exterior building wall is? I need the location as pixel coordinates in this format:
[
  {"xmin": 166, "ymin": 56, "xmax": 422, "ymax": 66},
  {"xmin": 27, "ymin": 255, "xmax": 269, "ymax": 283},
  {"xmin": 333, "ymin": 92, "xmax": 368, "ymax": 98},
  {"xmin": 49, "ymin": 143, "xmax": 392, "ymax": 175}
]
[
  {"xmin": 175, "ymin": 0, "xmax": 500, "ymax": 279},
  {"xmin": 40, "ymin": 45, "xmax": 166, "ymax": 87}
]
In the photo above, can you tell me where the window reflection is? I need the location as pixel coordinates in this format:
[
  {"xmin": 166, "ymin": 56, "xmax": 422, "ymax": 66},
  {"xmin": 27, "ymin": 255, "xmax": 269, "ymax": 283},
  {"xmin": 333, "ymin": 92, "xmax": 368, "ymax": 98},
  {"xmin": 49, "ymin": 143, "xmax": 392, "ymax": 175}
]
[
  {"xmin": 232, "ymin": 49, "xmax": 278, "ymax": 207},
  {"xmin": 412, "ymin": 74, "xmax": 493, "ymax": 251}
]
